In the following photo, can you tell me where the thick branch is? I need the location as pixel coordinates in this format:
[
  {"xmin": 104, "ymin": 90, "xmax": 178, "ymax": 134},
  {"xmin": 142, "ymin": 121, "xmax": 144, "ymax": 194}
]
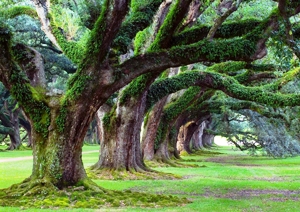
[
  {"xmin": 0, "ymin": 6, "xmax": 38, "ymax": 19},
  {"xmin": 111, "ymin": 0, "xmax": 163, "ymax": 54},
  {"xmin": 149, "ymin": 0, "xmax": 193, "ymax": 50},
  {"xmin": 172, "ymin": 19, "xmax": 261, "ymax": 46},
  {"xmin": 278, "ymin": 0, "xmax": 300, "ymax": 58},
  {"xmin": 12, "ymin": 44, "xmax": 46, "ymax": 88},
  {"xmin": 178, "ymin": 0, "xmax": 211, "ymax": 31},
  {"xmin": 207, "ymin": 0, "xmax": 242, "ymax": 40},
  {"xmin": 32, "ymin": 0, "xmax": 61, "ymax": 50},
  {"xmin": 84, "ymin": 0, "xmax": 130, "ymax": 67},
  {"xmin": 146, "ymin": 68, "xmax": 300, "ymax": 109}
]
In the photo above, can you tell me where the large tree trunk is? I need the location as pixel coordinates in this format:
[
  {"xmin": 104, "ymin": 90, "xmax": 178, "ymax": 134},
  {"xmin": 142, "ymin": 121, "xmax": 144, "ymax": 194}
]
[
  {"xmin": 28, "ymin": 107, "xmax": 89, "ymax": 189},
  {"xmin": 154, "ymin": 122, "xmax": 181, "ymax": 162},
  {"xmin": 0, "ymin": 107, "xmax": 21, "ymax": 150},
  {"xmin": 202, "ymin": 133, "xmax": 215, "ymax": 148},
  {"xmin": 92, "ymin": 93, "xmax": 149, "ymax": 172},
  {"xmin": 141, "ymin": 96, "xmax": 168, "ymax": 161},
  {"xmin": 201, "ymin": 119, "xmax": 214, "ymax": 148},
  {"xmin": 191, "ymin": 121, "xmax": 206, "ymax": 151},
  {"xmin": 177, "ymin": 122, "xmax": 198, "ymax": 154},
  {"xmin": 19, "ymin": 112, "xmax": 33, "ymax": 147},
  {"xmin": 8, "ymin": 111, "xmax": 21, "ymax": 150}
]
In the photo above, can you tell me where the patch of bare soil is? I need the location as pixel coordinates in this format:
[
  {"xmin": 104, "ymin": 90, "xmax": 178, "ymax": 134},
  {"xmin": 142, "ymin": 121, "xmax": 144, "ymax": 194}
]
[
  {"xmin": 206, "ymin": 155, "xmax": 262, "ymax": 167},
  {"xmin": 203, "ymin": 188, "xmax": 300, "ymax": 202},
  {"xmin": 87, "ymin": 169, "xmax": 182, "ymax": 180}
]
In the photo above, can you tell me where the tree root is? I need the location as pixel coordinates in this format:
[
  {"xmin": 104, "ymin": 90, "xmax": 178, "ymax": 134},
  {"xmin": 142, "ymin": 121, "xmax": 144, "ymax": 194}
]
[
  {"xmin": 87, "ymin": 168, "xmax": 181, "ymax": 180},
  {"xmin": 0, "ymin": 177, "xmax": 190, "ymax": 209}
]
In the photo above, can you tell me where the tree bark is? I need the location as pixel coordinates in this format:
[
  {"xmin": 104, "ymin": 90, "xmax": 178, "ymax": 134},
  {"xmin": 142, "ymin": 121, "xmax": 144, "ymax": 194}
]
[
  {"xmin": 92, "ymin": 93, "xmax": 149, "ymax": 172},
  {"xmin": 26, "ymin": 103, "xmax": 90, "ymax": 189},
  {"xmin": 141, "ymin": 96, "xmax": 168, "ymax": 161},
  {"xmin": 177, "ymin": 121, "xmax": 198, "ymax": 154},
  {"xmin": 0, "ymin": 106, "xmax": 22, "ymax": 150},
  {"xmin": 7, "ymin": 109, "xmax": 21, "ymax": 150},
  {"xmin": 19, "ymin": 112, "xmax": 33, "ymax": 147},
  {"xmin": 191, "ymin": 121, "xmax": 206, "ymax": 151}
]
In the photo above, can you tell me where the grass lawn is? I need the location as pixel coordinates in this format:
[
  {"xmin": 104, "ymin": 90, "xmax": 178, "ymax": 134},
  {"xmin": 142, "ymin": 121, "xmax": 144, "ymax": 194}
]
[{"xmin": 0, "ymin": 145, "xmax": 300, "ymax": 211}]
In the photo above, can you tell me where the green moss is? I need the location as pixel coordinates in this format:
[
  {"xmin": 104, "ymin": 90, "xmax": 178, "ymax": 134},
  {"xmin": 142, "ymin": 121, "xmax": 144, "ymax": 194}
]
[
  {"xmin": 102, "ymin": 104, "xmax": 117, "ymax": 130},
  {"xmin": 9, "ymin": 74, "xmax": 50, "ymax": 138},
  {"xmin": 82, "ymin": 0, "xmax": 109, "ymax": 65},
  {"xmin": 147, "ymin": 71, "xmax": 204, "ymax": 109},
  {"xmin": 1, "ymin": 180, "xmax": 190, "ymax": 209},
  {"xmin": 208, "ymin": 61, "xmax": 247, "ymax": 73},
  {"xmin": 134, "ymin": 28, "xmax": 150, "ymax": 55},
  {"xmin": 49, "ymin": 13, "xmax": 85, "ymax": 65},
  {"xmin": 170, "ymin": 37, "xmax": 256, "ymax": 63},
  {"xmin": 1, "ymin": 6, "xmax": 38, "ymax": 19},
  {"xmin": 112, "ymin": 0, "xmax": 163, "ymax": 54},
  {"xmin": 164, "ymin": 87, "xmax": 201, "ymax": 122},
  {"xmin": 172, "ymin": 19, "xmax": 261, "ymax": 46},
  {"xmin": 53, "ymin": 197, "xmax": 69, "ymax": 207},
  {"xmin": 56, "ymin": 102, "xmax": 68, "ymax": 133},
  {"xmin": 149, "ymin": 0, "xmax": 190, "ymax": 51},
  {"xmin": 120, "ymin": 73, "xmax": 152, "ymax": 105}
]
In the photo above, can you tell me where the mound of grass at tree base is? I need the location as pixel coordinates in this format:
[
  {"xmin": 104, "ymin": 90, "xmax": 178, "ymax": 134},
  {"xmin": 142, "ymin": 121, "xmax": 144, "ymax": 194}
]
[{"xmin": 0, "ymin": 183, "xmax": 190, "ymax": 209}]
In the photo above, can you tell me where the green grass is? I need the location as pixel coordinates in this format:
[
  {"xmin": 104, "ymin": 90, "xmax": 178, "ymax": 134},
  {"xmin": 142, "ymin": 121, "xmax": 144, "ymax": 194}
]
[{"xmin": 1, "ymin": 145, "xmax": 300, "ymax": 211}]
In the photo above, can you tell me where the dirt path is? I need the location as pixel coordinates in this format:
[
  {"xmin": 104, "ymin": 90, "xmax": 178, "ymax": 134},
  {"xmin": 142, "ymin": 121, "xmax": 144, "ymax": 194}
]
[{"xmin": 0, "ymin": 150, "xmax": 99, "ymax": 163}]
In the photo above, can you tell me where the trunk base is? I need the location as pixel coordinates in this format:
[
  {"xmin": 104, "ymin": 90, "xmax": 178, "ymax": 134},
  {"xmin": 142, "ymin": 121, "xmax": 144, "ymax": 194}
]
[{"xmin": 0, "ymin": 177, "xmax": 189, "ymax": 209}]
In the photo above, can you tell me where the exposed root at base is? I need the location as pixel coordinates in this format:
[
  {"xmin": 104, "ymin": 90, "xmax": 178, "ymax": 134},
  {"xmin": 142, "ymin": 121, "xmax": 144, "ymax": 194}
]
[
  {"xmin": 0, "ymin": 178, "xmax": 190, "ymax": 209},
  {"xmin": 87, "ymin": 168, "xmax": 181, "ymax": 180}
]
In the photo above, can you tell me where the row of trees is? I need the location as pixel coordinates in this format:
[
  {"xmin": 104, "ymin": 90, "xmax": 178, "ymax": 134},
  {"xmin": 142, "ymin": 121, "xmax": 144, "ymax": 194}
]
[{"xmin": 0, "ymin": 0, "xmax": 300, "ymax": 199}]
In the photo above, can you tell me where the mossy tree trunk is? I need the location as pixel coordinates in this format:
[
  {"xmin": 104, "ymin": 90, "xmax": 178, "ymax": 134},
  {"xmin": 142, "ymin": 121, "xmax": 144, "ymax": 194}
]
[
  {"xmin": 92, "ymin": 92, "xmax": 150, "ymax": 172},
  {"xmin": 176, "ymin": 122, "xmax": 197, "ymax": 154},
  {"xmin": 19, "ymin": 114, "xmax": 33, "ymax": 147},
  {"xmin": 22, "ymin": 96, "xmax": 101, "ymax": 189},
  {"xmin": 141, "ymin": 96, "xmax": 168, "ymax": 161},
  {"xmin": 0, "ymin": 107, "xmax": 21, "ymax": 150},
  {"xmin": 154, "ymin": 120, "xmax": 181, "ymax": 162},
  {"xmin": 7, "ymin": 109, "xmax": 21, "ymax": 150},
  {"xmin": 191, "ymin": 121, "xmax": 206, "ymax": 151}
]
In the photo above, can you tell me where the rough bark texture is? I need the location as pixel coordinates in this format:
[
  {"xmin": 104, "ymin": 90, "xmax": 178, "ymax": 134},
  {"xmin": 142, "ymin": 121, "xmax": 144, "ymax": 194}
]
[
  {"xmin": 191, "ymin": 121, "xmax": 207, "ymax": 151},
  {"xmin": 19, "ymin": 113, "xmax": 33, "ymax": 147},
  {"xmin": 7, "ymin": 109, "xmax": 21, "ymax": 150},
  {"xmin": 141, "ymin": 96, "xmax": 168, "ymax": 161},
  {"xmin": 177, "ymin": 122, "xmax": 198, "ymax": 154},
  {"xmin": 0, "ymin": 106, "xmax": 21, "ymax": 150},
  {"xmin": 201, "ymin": 120, "xmax": 214, "ymax": 148},
  {"xmin": 28, "ymin": 100, "xmax": 88, "ymax": 188},
  {"xmin": 92, "ymin": 93, "xmax": 149, "ymax": 172}
]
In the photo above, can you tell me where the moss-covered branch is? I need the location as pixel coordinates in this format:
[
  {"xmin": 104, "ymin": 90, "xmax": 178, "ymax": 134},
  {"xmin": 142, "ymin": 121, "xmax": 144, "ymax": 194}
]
[
  {"xmin": 147, "ymin": 67, "xmax": 300, "ymax": 109},
  {"xmin": 48, "ymin": 14, "xmax": 85, "ymax": 65},
  {"xmin": 207, "ymin": 0, "xmax": 242, "ymax": 40},
  {"xmin": 112, "ymin": 0, "xmax": 163, "ymax": 54},
  {"xmin": 83, "ymin": 0, "xmax": 130, "ymax": 67},
  {"xmin": 0, "ymin": 25, "xmax": 50, "ymax": 137},
  {"xmin": 149, "ymin": 0, "xmax": 193, "ymax": 50},
  {"xmin": 171, "ymin": 19, "xmax": 261, "ymax": 46},
  {"xmin": 0, "ymin": 6, "xmax": 38, "ymax": 19}
]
